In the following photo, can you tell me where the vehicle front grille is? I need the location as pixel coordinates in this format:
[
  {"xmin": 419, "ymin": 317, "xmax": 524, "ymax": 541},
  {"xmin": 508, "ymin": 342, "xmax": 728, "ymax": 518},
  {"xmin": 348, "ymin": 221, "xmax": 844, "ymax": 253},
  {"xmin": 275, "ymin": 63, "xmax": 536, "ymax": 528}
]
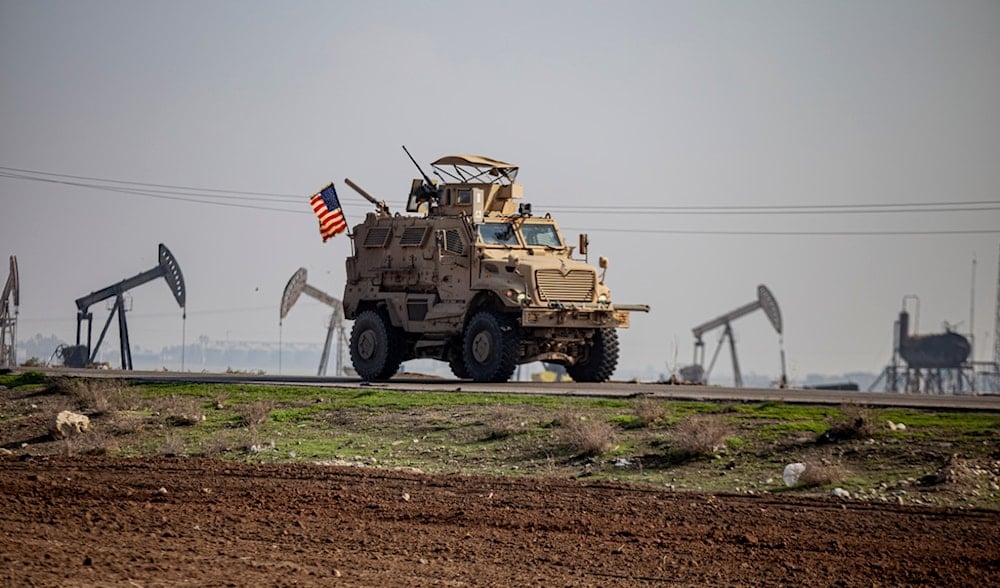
[{"xmin": 534, "ymin": 269, "xmax": 596, "ymax": 302}]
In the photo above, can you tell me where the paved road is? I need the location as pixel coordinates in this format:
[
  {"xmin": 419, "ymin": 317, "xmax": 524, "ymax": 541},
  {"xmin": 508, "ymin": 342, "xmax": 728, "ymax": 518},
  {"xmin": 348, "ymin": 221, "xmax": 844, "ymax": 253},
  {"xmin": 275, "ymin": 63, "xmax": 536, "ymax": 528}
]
[{"xmin": 19, "ymin": 366, "xmax": 1000, "ymax": 411}]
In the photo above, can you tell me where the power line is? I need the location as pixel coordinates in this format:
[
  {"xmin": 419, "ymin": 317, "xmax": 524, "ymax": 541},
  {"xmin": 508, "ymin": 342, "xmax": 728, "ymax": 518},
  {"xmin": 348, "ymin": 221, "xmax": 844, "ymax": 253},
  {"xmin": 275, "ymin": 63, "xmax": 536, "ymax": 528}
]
[
  {"xmin": 0, "ymin": 170, "xmax": 306, "ymax": 213},
  {"xmin": 565, "ymin": 226, "xmax": 1000, "ymax": 236},
  {"xmin": 547, "ymin": 203, "xmax": 1000, "ymax": 215},
  {"xmin": 548, "ymin": 200, "xmax": 1000, "ymax": 212},
  {"xmin": 19, "ymin": 304, "xmax": 279, "ymax": 323},
  {"xmin": 3, "ymin": 164, "xmax": 998, "ymax": 236},
  {"xmin": 0, "ymin": 165, "xmax": 302, "ymax": 199},
  {"xmin": 0, "ymin": 168, "xmax": 376, "ymax": 213},
  {"xmin": 4, "ymin": 164, "xmax": 998, "ymax": 215}
]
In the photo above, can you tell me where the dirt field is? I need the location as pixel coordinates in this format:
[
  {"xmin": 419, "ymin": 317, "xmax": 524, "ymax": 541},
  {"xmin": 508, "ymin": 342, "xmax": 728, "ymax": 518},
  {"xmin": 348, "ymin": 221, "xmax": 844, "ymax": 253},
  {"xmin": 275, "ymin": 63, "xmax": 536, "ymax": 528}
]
[
  {"xmin": 2, "ymin": 374, "xmax": 999, "ymax": 586},
  {"xmin": 2, "ymin": 456, "xmax": 998, "ymax": 587}
]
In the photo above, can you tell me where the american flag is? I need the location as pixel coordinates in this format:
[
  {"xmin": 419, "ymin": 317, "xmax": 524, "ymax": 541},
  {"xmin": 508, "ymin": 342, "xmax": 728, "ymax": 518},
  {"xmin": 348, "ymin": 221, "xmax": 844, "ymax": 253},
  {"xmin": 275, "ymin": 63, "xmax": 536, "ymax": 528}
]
[{"xmin": 310, "ymin": 183, "xmax": 348, "ymax": 242}]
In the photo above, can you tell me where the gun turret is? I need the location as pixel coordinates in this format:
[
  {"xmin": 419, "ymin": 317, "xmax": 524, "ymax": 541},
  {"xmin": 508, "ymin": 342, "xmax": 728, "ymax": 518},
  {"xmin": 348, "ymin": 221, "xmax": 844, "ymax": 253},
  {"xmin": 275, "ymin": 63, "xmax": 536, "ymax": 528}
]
[
  {"xmin": 344, "ymin": 178, "xmax": 390, "ymax": 216},
  {"xmin": 402, "ymin": 145, "xmax": 440, "ymax": 207}
]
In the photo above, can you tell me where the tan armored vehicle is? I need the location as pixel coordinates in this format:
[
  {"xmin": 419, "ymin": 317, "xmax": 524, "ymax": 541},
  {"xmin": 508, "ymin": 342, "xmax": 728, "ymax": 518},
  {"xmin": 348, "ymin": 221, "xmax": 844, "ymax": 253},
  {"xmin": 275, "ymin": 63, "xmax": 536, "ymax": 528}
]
[{"xmin": 342, "ymin": 149, "xmax": 649, "ymax": 383}]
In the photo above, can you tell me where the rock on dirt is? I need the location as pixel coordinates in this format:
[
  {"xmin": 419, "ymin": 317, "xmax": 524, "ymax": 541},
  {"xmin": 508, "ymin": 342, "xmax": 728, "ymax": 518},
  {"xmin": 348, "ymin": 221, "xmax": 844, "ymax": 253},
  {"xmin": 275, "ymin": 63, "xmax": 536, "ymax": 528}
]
[
  {"xmin": 47, "ymin": 411, "xmax": 89, "ymax": 439},
  {"xmin": 783, "ymin": 462, "xmax": 806, "ymax": 487}
]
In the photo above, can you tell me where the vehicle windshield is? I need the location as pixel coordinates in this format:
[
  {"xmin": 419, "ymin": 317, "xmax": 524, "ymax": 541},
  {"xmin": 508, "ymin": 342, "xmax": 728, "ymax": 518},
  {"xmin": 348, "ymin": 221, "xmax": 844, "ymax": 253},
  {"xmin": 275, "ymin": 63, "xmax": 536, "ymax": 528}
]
[
  {"xmin": 520, "ymin": 223, "xmax": 563, "ymax": 248},
  {"xmin": 477, "ymin": 223, "xmax": 520, "ymax": 246}
]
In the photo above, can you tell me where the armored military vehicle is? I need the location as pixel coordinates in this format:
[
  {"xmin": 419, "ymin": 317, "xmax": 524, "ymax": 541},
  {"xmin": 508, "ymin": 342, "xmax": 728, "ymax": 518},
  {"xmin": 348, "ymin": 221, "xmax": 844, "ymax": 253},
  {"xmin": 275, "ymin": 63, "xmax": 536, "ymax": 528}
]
[{"xmin": 341, "ymin": 148, "xmax": 649, "ymax": 383}]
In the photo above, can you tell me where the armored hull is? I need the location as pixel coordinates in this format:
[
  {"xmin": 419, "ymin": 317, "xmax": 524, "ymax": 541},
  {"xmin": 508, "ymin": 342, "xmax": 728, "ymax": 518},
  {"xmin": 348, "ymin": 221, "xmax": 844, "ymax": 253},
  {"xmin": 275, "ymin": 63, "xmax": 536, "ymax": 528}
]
[{"xmin": 341, "ymin": 152, "xmax": 649, "ymax": 383}]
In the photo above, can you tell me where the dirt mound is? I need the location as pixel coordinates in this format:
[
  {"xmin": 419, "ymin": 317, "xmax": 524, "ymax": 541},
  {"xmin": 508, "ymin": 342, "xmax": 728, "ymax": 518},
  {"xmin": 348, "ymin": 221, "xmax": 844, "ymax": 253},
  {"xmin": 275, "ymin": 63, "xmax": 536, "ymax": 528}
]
[{"xmin": 2, "ymin": 456, "xmax": 997, "ymax": 587}]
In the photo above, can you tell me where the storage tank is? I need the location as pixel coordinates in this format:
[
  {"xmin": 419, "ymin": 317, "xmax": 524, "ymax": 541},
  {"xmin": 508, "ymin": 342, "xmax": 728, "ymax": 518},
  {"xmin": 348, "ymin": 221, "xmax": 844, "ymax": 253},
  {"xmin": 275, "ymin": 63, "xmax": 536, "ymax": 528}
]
[{"xmin": 896, "ymin": 310, "xmax": 971, "ymax": 369}]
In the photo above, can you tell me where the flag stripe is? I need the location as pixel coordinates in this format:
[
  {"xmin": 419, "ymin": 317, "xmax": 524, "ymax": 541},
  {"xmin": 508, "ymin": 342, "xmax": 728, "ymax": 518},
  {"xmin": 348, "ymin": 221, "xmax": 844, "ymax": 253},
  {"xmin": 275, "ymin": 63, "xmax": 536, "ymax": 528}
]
[
  {"xmin": 309, "ymin": 183, "xmax": 348, "ymax": 242},
  {"xmin": 320, "ymin": 215, "xmax": 347, "ymax": 228}
]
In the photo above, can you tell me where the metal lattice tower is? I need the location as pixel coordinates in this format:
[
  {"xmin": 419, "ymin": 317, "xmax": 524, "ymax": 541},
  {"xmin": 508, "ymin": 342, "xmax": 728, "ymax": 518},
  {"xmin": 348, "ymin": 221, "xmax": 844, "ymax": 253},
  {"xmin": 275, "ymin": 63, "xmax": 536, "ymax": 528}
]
[
  {"xmin": 0, "ymin": 256, "xmax": 18, "ymax": 367},
  {"xmin": 994, "ymin": 243, "xmax": 1000, "ymax": 384}
]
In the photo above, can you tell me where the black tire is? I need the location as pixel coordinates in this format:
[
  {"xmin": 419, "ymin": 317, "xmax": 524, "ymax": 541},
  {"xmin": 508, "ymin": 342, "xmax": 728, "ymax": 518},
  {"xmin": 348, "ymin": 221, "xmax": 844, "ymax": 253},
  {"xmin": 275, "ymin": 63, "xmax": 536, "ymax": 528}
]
[
  {"xmin": 567, "ymin": 328, "xmax": 619, "ymax": 383},
  {"xmin": 349, "ymin": 309, "xmax": 403, "ymax": 381},
  {"xmin": 447, "ymin": 343, "xmax": 471, "ymax": 379},
  {"xmin": 462, "ymin": 311, "xmax": 519, "ymax": 383}
]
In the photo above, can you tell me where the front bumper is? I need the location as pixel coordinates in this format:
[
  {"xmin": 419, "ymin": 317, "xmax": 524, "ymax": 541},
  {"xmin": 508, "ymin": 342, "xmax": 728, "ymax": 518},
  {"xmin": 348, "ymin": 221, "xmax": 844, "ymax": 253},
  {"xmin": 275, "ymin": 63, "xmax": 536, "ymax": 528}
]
[{"xmin": 520, "ymin": 302, "xmax": 645, "ymax": 329}]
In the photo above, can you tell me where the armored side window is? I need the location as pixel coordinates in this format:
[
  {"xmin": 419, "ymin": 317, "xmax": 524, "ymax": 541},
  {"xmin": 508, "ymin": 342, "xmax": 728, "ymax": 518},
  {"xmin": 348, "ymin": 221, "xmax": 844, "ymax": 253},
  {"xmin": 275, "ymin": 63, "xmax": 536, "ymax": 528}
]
[
  {"xmin": 444, "ymin": 229, "xmax": 465, "ymax": 255},
  {"xmin": 400, "ymin": 227, "xmax": 428, "ymax": 247},
  {"xmin": 363, "ymin": 227, "xmax": 392, "ymax": 248},
  {"xmin": 457, "ymin": 189, "xmax": 472, "ymax": 205}
]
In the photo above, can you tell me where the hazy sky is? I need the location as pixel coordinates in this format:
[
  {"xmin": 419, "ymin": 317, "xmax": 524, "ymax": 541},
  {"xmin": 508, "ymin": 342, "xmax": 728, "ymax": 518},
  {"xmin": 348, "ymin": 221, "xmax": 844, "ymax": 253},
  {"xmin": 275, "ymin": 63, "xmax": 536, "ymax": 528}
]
[{"xmin": 2, "ymin": 1, "xmax": 999, "ymax": 382}]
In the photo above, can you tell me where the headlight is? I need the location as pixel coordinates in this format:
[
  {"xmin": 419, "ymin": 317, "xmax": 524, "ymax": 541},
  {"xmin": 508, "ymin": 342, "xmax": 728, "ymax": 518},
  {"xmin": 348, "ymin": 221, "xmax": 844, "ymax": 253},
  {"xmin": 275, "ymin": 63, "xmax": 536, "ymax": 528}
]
[
  {"xmin": 504, "ymin": 289, "xmax": 531, "ymax": 305},
  {"xmin": 597, "ymin": 294, "xmax": 609, "ymax": 304}
]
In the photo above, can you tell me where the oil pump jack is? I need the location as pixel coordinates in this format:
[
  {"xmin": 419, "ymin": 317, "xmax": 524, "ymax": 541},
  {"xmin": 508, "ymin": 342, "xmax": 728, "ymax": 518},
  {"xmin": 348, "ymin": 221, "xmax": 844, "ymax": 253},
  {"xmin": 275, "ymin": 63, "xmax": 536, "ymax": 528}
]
[
  {"xmin": 0, "ymin": 255, "xmax": 18, "ymax": 368},
  {"xmin": 279, "ymin": 267, "xmax": 347, "ymax": 376},
  {"xmin": 679, "ymin": 284, "xmax": 787, "ymax": 388},
  {"xmin": 67, "ymin": 244, "xmax": 186, "ymax": 369}
]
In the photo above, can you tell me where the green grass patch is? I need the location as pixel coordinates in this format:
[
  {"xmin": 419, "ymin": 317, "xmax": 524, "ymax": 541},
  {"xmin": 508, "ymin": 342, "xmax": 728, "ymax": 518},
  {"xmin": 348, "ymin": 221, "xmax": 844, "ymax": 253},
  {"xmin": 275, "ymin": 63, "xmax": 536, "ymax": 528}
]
[
  {"xmin": 729, "ymin": 401, "xmax": 840, "ymax": 422},
  {"xmin": 725, "ymin": 436, "xmax": 746, "ymax": 451},
  {"xmin": 269, "ymin": 406, "xmax": 329, "ymax": 423},
  {"xmin": 877, "ymin": 409, "xmax": 1000, "ymax": 435},
  {"xmin": 668, "ymin": 401, "xmax": 732, "ymax": 416},
  {"xmin": 609, "ymin": 414, "xmax": 641, "ymax": 428},
  {"xmin": 136, "ymin": 384, "xmax": 638, "ymax": 414},
  {"xmin": 0, "ymin": 371, "xmax": 47, "ymax": 388},
  {"xmin": 5, "ymin": 376, "xmax": 999, "ymax": 508},
  {"xmin": 756, "ymin": 421, "xmax": 830, "ymax": 441}
]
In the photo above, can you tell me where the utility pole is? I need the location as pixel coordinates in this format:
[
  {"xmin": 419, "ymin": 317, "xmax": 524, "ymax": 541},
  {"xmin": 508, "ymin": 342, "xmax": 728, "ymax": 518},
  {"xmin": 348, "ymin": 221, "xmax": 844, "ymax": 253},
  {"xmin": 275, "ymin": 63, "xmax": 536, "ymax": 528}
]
[
  {"xmin": 994, "ymin": 244, "xmax": 1000, "ymax": 390},
  {"xmin": 0, "ymin": 256, "xmax": 18, "ymax": 367}
]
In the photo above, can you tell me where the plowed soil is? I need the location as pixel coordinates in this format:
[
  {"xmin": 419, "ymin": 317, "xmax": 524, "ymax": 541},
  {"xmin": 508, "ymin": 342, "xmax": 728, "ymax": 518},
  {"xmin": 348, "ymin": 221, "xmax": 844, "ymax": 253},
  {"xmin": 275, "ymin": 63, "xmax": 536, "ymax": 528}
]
[{"xmin": 2, "ymin": 456, "xmax": 998, "ymax": 587}]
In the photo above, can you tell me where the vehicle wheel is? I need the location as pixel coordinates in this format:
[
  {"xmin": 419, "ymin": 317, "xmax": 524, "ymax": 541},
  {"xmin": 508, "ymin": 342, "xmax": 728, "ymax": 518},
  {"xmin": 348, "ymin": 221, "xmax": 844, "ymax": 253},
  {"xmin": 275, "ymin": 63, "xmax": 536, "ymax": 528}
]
[
  {"xmin": 462, "ymin": 311, "xmax": 519, "ymax": 383},
  {"xmin": 349, "ymin": 309, "xmax": 403, "ymax": 381},
  {"xmin": 447, "ymin": 344, "xmax": 471, "ymax": 379},
  {"xmin": 567, "ymin": 328, "xmax": 619, "ymax": 383}
]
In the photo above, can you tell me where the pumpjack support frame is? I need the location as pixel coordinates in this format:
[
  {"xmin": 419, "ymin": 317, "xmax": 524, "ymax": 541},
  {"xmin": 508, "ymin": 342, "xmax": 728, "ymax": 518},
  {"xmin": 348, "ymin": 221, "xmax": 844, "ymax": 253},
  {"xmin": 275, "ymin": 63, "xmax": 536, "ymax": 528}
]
[
  {"xmin": 280, "ymin": 267, "xmax": 348, "ymax": 377},
  {"xmin": 71, "ymin": 244, "xmax": 186, "ymax": 369},
  {"xmin": 682, "ymin": 284, "xmax": 786, "ymax": 387}
]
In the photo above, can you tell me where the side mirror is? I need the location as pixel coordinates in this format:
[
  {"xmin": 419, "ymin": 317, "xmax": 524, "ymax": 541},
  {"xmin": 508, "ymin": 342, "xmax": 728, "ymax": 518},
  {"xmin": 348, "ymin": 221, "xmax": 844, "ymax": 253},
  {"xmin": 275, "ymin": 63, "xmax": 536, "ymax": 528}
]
[
  {"xmin": 598, "ymin": 256, "xmax": 609, "ymax": 283},
  {"xmin": 578, "ymin": 233, "xmax": 589, "ymax": 257}
]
